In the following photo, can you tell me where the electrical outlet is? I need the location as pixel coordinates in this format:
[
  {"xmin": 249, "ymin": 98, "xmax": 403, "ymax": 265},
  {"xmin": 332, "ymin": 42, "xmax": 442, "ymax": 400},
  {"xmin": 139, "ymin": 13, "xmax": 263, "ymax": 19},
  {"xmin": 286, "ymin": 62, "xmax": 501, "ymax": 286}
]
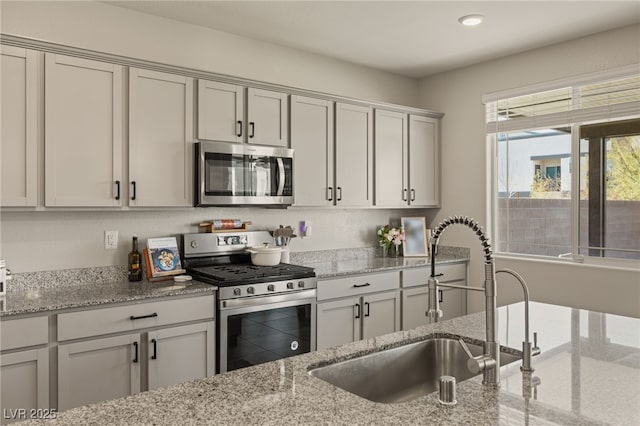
[{"xmin": 105, "ymin": 230, "xmax": 118, "ymax": 249}]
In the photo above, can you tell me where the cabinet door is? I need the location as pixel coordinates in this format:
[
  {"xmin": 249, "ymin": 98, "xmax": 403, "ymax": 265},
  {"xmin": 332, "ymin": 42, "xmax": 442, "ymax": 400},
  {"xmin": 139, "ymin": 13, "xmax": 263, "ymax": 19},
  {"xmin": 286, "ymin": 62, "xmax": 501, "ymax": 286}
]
[
  {"xmin": 197, "ymin": 80, "xmax": 244, "ymax": 143},
  {"xmin": 246, "ymin": 88, "xmax": 288, "ymax": 147},
  {"xmin": 129, "ymin": 68, "xmax": 193, "ymax": 207},
  {"xmin": 362, "ymin": 291, "xmax": 401, "ymax": 340},
  {"xmin": 316, "ymin": 297, "xmax": 360, "ymax": 350},
  {"xmin": 440, "ymin": 288, "xmax": 467, "ymax": 321},
  {"xmin": 44, "ymin": 54, "xmax": 123, "ymax": 207},
  {"xmin": 409, "ymin": 115, "xmax": 439, "ymax": 206},
  {"xmin": 147, "ymin": 322, "xmax": 215, "ymax": 391},
  {"xmin": 401, "ymin": 287, "xmax": 430, "ymax": 331},
  {"xmin": 335, "ymin": 103, "xmax": 373, "ymax": 207},
  {"xmin": 0, "ymin": 348, "xmax": 49, "ymax": 423},
  {"xmin": 58, "ymin": 334, "xmax": 141, "ymax": 411},
  {"xmin": 290, "ymin": 95, "xmax": 334, "ymax": 206},
  {"xmin": 1, "ymin": 47, "xmax": 38, "ymax": 207},
  {"xmin": 374, "ymin": 109, "xmax": 408, "ymax": 207}
]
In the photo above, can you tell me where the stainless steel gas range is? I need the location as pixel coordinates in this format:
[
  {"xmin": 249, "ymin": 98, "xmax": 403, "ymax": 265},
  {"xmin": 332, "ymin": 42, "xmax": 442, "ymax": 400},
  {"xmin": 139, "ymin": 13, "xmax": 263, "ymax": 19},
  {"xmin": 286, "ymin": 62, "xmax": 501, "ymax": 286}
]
[{"xmin": 182, "ymin": 231, "xmax": 317, "ymax": 373}]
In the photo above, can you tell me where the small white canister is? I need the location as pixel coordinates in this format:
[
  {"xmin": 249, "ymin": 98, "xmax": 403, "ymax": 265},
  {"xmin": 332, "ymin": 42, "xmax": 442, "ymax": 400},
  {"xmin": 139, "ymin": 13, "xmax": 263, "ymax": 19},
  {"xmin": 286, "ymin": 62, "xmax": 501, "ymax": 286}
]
[{"xmin": 0, "ymin": 259, "xmax": 7, "ymax": 296}]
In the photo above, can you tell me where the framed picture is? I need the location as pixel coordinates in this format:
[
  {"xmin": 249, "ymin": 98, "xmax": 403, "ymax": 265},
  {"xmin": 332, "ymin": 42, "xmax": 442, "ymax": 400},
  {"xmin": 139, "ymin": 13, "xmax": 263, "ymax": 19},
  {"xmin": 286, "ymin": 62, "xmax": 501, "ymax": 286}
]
[{"xmin": 401, "ymin": 217, "xmax": 429, "ymax": 257}]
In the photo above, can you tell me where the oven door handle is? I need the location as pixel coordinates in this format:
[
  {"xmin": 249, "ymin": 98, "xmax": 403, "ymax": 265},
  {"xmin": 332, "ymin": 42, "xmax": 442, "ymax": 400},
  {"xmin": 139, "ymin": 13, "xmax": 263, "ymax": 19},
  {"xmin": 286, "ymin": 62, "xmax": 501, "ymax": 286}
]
[
  {"xmin": 219, "ymin": 289, "xmax": 317, "ymax": 310},
  {"xmin": 276, "ymin": 157, "xmax": 285, "ymax": 196}
]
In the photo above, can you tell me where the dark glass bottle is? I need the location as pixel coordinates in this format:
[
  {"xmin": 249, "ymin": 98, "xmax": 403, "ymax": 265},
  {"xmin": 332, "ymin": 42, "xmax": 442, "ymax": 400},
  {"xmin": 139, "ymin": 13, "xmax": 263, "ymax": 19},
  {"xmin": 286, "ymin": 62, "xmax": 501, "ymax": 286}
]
[{"xmin": 128, "ymin": 235, "xmax": 142, "ymax": 282}]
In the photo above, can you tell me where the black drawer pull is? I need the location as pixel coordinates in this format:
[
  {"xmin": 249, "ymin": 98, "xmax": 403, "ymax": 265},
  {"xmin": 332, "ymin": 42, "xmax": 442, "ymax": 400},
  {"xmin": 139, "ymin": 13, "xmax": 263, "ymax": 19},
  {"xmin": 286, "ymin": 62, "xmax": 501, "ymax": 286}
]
[
  {"xmin": 438, "ymin": 289, "xmax": 444, "ymax": 303},
  {"xmin": 353, "ymin": 283, "xmax": 371, "ymax": 288},
  {"xmin": 115, "ymin": 180, "xmax": 121, "ymax": 200},
  {"xmin": 237, "ymin": 120, "xmax": 243, "ymax": 137},
  {"xmin": 131, "ymin": 181, "xmax": 137, "ymax": 201},
  {"xmin": 133, "ymin": 341, "xmax": 139, "ymax": 363},
  {"xmin": 365, "ymin": 302, "xmax": 370, "ymax": 317},
  {"xmin": 249, "ymin": 122, "xmax": 255, "ymax": 138},
  {"xmin": 130, "ymin": 313, "xmax": 158, "ymax": 320},
  {"xmin": 355, "ymin": 303, "xmax": 361, "ymax": 319},
  {"xmin": 151, "ymin": 338, "xmax": 158, "ymax": 360}
]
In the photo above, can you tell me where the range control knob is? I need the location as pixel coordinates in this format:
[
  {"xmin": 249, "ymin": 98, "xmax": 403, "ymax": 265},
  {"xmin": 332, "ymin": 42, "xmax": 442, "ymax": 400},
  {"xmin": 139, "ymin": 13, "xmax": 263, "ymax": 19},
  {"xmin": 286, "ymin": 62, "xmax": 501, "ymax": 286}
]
[
  {"xmin": 190, "ymin": 240, "xmax": 199, "ymax": 248},
  {"xmin": 267, "ymin": 284, "xmax": 275, "ymax": 292},
  {"xmin": 286, "ymin": 282, "xmax": 294, "ymax": 289},
  {"xmin": 233, "ymin": 288, "xmax": 241, "ymax": 296},
  {"xmin": 298, "ymin": 281, "xmax": 305, "ymax": 288},
  {"xmin": 247, "ymin": 286, "xmax": 255, "ymax": 294}
]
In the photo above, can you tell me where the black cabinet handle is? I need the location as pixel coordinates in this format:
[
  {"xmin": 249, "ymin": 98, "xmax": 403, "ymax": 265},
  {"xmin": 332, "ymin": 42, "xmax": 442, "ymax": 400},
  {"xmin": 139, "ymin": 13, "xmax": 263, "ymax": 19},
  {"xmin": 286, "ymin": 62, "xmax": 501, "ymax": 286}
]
[
  {"xmin": 130, "ymin": 313, "xmax": 158, "ymax": 320},
  {"xmin": 131, "ymin": 181, "xmax": 137, "ymax": 201},
  {"xmin": 249, "ymin": 122, "xmax": 255, "ymax": 138},
  {"xmin": 337, "ymin": 187, "xmax": 342, "ymax": 201},
  {"xmin": 133, "ymin": 341, "xmax": 139, "ymax": 363},
  {"xmin": 365, "ymin": 302, "xmax": 370, "ymax": 317},
  {"xmin": 115, "ymin": 180, "xmax": 121, "ymax": 200},
  {"xmin": 403, "ymin": 188, "xmax": 408, "ymax": 201},
  {"xmin": 353, "ymin": 283, "xmax": 371, "ymax": 288},
  {"xmin": 151, "ymin": 338, "xmax": 158, "ymax": 360},
  {"xmin": 327, "ymin": 187, "xmax": 333, "ymax": 201},
  {"xmin": 355, "ymin": 303, "xmax": 361, "ymax": 319},
  {"xmin": 438, "ymin": 289, "xmax": 443, "ymax": 303},
  {"xmin": 410, "ymin": 188, "xmax": 416, "ymax": 202},
  {"xmin": 237, "ymin": 120, "xmax": 243, "ymax": 137}
]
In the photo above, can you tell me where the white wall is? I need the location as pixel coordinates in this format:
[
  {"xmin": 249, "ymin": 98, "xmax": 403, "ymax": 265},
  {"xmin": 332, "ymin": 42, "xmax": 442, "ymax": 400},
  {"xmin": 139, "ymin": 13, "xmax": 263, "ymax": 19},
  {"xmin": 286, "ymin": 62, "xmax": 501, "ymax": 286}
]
[
  {"xmin": 418, "ymin": 24, "xmax": 640, "ymax": 318},
  {"xmin": 0, "ymin": 1, "xmax": 426, "ymax": 273},
  {"xmin": 0, "ymin": 1, "xmax": 419, "ymax": 106}
]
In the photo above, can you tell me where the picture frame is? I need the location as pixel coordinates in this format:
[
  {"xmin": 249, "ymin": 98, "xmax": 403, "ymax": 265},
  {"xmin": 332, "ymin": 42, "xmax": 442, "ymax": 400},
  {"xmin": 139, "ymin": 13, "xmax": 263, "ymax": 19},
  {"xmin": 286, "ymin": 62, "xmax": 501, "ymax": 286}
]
[{"xmin": 401, "ymin": 217, "xmax": 429, "ymax": 257}]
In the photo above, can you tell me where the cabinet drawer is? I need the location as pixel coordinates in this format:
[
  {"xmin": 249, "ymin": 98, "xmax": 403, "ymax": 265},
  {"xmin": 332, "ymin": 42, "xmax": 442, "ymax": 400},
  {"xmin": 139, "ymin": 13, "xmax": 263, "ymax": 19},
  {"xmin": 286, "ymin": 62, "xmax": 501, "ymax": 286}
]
[
  {"xmin": 58, "ymin": 295, "xmax": 215, "ymax": 341},
  {"xmin": 1, "ymin": 316, "xmax": 49, "ymax": 351},
  {"xmin": 402, "ymin": 263, "xmax": 466, "ymax": 288},
  {"xmin": 317, "ymin": 271, "xmax": 399, "ymax": 301}
]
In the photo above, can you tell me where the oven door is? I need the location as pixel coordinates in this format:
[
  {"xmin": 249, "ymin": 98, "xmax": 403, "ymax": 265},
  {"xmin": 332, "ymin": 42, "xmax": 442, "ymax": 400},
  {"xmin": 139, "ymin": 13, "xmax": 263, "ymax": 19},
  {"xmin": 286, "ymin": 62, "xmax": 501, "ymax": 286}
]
[
  {"xmin": 218, "ymin": 289, "xmax": 316, "ymax": 373},
  {"xmin": 196, "ymin": 141, "xmax": 293, "ymax": 206}
]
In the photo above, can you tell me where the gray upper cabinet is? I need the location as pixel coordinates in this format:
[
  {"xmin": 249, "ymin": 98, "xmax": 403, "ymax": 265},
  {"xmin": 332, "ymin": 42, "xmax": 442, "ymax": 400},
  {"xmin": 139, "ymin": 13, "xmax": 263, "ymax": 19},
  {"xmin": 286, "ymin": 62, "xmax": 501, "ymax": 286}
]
[
  {"xmin": 44, "ymin": 53, "xmax": 124, "ymax": 207},
  {"xmin": 197, "ymin": 80, "xmax": 244, "ymax": 143},
  {"xmin": 1, "ymin": 46, "xmax": 38, "ymax": 207},
  {"xmin": 374, "ymin": 109, "xmax": 408, "ymax": 207},
  {"xmin": 374, "ymin": 109, "xmax": 440, "ymax": 207},
  {"xmin": 335, "ymin": 103, "xmax": 373, "ymax": 207},
  {"xmin": 291, "ymin": 97, "xmax": 372, "ymax": 207},
  {"xmin": 198, "ymin": 81, "xmax": 288, "ymax": 147},
  {"xmin": 290, "ymin": 95, "xmax": 334, "ymax": 207},
  {"xmin": 408, "ymin": 115, "xmax": 440, "ymax": 207},
  {"xmin": 129, "ymin": 68, "xmax": 193, "ymax": 207}
]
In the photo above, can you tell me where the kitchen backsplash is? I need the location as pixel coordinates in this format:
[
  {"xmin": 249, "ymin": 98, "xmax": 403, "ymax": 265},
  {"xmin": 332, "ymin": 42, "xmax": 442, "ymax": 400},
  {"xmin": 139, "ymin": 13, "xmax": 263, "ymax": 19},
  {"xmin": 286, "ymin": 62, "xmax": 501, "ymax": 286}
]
[{"xmin": 0, "ymin": 208, "xmax": 433, "ymax": 273}]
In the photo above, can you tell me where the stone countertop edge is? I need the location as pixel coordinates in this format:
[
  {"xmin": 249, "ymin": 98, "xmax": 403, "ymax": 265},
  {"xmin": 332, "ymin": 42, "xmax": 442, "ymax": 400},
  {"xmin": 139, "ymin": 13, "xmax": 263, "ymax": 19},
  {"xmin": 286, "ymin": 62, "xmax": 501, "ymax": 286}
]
[{"xmin": 1, "ymin": 246, "xmax": 469, "ymax": 317}]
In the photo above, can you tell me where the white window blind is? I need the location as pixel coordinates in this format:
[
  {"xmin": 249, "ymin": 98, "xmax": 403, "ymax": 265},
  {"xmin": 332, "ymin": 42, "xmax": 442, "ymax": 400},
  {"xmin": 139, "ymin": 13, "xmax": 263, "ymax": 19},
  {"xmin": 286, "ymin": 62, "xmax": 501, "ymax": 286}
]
[{"xmin": 485, "ymin": 67, "xmax": 640, "ymax": 134}]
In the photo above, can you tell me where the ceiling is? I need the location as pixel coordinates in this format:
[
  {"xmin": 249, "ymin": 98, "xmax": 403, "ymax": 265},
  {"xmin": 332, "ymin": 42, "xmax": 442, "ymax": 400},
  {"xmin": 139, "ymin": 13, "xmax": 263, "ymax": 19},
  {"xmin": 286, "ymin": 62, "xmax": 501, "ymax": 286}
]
[{"xmin": 104, "ymin": 1, "xmax": 640, "ymax": 78}]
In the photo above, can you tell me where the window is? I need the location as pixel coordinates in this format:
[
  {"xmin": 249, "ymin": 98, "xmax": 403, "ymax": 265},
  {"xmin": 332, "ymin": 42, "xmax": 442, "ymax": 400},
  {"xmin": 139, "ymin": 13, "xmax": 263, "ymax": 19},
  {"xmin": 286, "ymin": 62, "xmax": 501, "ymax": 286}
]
[{"xmin": 486, "ymin": 68, "xmax": 640, "ymax": 263}]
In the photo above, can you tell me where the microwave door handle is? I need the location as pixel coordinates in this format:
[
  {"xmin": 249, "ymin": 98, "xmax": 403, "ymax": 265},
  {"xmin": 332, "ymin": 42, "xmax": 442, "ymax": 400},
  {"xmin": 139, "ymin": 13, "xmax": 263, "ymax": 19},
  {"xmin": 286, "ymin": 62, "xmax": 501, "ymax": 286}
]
[{"xmin": 276, "ymin": 158, "xmax": 285, "ymax": 196}]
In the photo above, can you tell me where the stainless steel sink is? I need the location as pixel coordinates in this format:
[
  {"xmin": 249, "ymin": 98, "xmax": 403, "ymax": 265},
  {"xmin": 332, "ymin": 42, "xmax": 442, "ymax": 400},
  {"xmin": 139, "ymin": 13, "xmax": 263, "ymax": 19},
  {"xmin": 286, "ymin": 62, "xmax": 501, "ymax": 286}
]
[{"xmin": 308, "ymin": 337, "xmax": 520, "ymax": 403}]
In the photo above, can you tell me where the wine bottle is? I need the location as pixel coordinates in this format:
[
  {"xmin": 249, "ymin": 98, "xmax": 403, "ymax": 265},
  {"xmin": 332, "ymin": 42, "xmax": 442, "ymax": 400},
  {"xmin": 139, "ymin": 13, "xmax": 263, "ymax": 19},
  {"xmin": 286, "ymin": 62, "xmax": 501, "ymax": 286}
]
[{"xmin": 128, "ymin": 235, "xmax": 142, "ymax": 282}]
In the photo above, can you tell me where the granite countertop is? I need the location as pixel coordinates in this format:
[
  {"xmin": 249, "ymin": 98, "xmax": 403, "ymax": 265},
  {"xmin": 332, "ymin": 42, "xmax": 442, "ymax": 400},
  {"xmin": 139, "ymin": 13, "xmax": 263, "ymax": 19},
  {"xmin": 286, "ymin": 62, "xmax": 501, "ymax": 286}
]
[
  {"xmin": 0, "ymin": 276, "xmax": 216, "ymax": 317},
  {"xmin": 1, "ymin": 246, "xmax": 468, "ymax": 317},
  {"xmin": 21, "ymin": 301, "xmax": 640, "ymax": 425}
]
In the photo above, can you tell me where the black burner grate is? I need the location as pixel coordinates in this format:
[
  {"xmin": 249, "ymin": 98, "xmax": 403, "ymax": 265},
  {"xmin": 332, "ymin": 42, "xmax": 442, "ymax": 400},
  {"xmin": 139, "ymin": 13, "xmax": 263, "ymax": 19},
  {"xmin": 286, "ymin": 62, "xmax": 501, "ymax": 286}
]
[{"xmin": 189, "ymin": 262, "xmax": 315, "ymax": 286}]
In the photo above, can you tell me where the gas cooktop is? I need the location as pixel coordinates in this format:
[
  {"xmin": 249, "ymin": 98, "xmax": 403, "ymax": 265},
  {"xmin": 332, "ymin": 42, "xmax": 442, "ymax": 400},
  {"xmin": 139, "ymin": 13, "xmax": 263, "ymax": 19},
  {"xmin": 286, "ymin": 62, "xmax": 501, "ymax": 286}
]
[{"xmin": 189, "ymin": 262, "xmax": 315, "ymax": 287}]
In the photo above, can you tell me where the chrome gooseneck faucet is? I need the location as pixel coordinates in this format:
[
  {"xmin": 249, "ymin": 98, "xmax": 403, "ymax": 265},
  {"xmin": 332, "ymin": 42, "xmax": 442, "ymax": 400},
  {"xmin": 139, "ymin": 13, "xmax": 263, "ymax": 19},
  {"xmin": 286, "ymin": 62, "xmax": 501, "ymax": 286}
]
[
  {"xmin": 427, "ymin": 216, "xmax": 501, "ymax": 386},
  {"xmin": 495, "ymin": 268, "xmax": 541, "ymax": 372}
]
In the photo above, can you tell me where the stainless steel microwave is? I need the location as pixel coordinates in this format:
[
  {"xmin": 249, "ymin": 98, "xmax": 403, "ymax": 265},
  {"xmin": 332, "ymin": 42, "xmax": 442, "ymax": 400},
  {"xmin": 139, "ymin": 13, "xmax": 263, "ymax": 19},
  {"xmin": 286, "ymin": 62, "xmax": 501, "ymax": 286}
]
[{"xmin": 195, "ymin": 141, "xmax": 294, "ymax": 206}]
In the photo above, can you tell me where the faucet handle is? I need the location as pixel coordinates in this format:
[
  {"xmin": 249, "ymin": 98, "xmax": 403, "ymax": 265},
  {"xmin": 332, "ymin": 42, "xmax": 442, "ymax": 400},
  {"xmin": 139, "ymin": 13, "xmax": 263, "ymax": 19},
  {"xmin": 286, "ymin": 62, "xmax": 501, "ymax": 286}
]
[
  {"xmin": 458, "ymin": 339, "xmax": 496, "ymax": 374},
  {"xmin": 532, "ymin": 332, "xmax": 541, "ymax": 356}
]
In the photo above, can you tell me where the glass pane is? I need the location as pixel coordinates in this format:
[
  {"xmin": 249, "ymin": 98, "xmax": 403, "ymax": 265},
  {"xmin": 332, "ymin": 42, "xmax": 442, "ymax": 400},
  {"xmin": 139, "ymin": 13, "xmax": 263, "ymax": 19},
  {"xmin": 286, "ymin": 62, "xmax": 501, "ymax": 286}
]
[
  {"xmin": 204, "ymin": 153, "xmax": 249, "ymax": 196},
  {"xmin": 579, "ymin": 126, "xmax": 640, "ymax": 260},
  {"xmin": 249, "ymin": 155, "xmax": 272, "ymax": 197},
  {"xmin": 496, "ymin": 128, "xmax": 572, "ymax": 256}
]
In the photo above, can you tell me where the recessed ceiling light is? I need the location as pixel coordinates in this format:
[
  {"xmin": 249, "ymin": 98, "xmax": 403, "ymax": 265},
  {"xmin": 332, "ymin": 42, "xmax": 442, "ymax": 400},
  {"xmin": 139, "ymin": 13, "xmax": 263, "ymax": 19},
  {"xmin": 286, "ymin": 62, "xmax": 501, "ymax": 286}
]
[{"xmin": 458, "ymin": 14, "xmax": 484, "ymax": 26}]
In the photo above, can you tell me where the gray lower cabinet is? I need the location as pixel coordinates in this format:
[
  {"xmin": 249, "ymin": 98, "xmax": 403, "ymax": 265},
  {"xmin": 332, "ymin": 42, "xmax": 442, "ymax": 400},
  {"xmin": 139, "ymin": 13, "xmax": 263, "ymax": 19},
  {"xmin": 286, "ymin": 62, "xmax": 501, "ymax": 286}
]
[
  {"xmin": 316, "ymin": 271, "xmax": 401, "ymax": 350},
  {"xmin": 56, "ymin": 295, "xmax": 216, "ymax": 411},
  {"xmin": 57, "ymin": 334, "xmax": 141, "ymax": 411},
  {"xmin": 401, "ymin": 262, "xmax": 468, "ymax": 330},
  {"xmin": 0, "ymin": 316, "xmax": 50, "ymax": 424}
]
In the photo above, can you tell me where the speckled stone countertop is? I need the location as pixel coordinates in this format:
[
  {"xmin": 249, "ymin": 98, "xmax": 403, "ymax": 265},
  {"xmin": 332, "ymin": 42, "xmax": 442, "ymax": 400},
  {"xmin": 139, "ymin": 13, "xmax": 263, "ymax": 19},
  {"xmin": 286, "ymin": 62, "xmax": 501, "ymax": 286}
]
[
  {"xmin": 20, "ymin": 301, "xmax": 640, "ymax": 425},
  {"xmin": 0, "ymin": 273, "xmax": 216, "ymax": 317},
  {"xmin": 1, "ymin": 246, "xmax": 467, "ymax": 317}
]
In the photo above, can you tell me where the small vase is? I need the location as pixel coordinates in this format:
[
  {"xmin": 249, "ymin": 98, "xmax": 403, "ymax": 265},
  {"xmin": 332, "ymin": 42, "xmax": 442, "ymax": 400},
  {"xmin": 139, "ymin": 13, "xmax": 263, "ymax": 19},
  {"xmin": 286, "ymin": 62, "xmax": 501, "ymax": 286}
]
[
  {"xmin": 389, "ymin": 245, "xmax": 400, "ymax": 258},
  {"xmin": 379, "ymin": 245, "xmax": 389, "ymax": 258}
]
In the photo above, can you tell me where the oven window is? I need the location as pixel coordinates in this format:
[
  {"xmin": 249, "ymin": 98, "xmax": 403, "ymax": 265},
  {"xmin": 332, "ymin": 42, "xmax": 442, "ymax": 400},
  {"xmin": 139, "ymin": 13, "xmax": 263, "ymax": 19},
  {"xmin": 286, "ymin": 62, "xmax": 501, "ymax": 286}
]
[
  {"xmin": 226, "ymin": 305, "xmax": 312, "ymax": 372},
  {"xmin": 204, "ymin": 152, "xmax": 250, "ymax": 196}
]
